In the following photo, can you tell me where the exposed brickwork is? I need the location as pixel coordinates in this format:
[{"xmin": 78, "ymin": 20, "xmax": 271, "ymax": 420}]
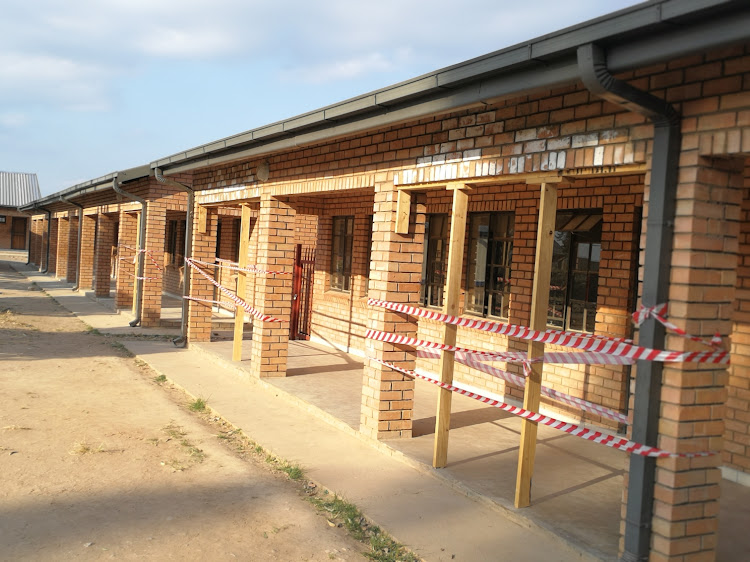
[
  {"xmin": 249, "ymin": 194, "xmax": 295, "ymax": 377},
  {"xmin": 187, "ymin": 207, "xmax": 217, "ymax": 342},
  {"xmin": 28, "ymin": 217, "xmax": 42, "ymax": 266},
  {"xmin": 360, "ymin": 181, "xmax": 423, "ymax": 439},
  {"xmin": 0, "ymin": 208, "xmax": 30, "ymax": 250},
  {"xmin": 115, "ymin": 211, "xmax": 139, "ymax": 309},
  {"xmin": 94, "ymin": 214, "xmax": 115, "ymax": 298},
  {"xmin": 47, "ymin": 218, "xmax": 58, "ymax": 274},
  {"xmin": 66, "ymin": 215, "xmax": 79, "ymax": 283},
  {"xmin": 726, "ymin": 159, "xmax": 750, "ymax": 476},
  {"xmin": 55, "ymin": 216, "xmax": 69, "ymax": 280},
  {"xmin": 78, "ymin": 214, "xmax": 96, "ymax": 290},
  {"xmin": 141, "ymin": 197, "xmax": 166, "ymax": 327}
]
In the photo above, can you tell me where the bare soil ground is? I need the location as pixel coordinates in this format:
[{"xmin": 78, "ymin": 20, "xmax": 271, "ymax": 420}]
[{"xmin": 0, "ymin": 261, "xmax": 368, "ymax": 561}]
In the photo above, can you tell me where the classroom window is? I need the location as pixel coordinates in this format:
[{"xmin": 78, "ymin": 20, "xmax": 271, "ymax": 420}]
[
  {"xmin": 466, "ymin": 212, "xmax": 514, "ymax": 319},
  {"xmin": 420, "ymin": 214, "xmax": 449, "ymax": 308},
  {"xmin": 547, "ymin": 211, "xmax": 602, "ymax": 333},
  {"xmin": 331, "ymin": 216, "xmax": 354, "ymax": 291}
]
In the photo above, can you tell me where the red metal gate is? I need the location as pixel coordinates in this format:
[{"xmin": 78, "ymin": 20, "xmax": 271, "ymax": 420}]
[{"xmin": 290, "ymin": 244, "xmax": 315, "ymax": 340}]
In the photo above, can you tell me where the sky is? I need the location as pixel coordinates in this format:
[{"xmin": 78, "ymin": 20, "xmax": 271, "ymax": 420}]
[{"xmin": 1, "ymin": 0, "xmax": 642, "ymax": 196}]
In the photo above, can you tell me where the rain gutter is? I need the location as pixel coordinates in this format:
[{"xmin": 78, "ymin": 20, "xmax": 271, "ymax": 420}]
[
  {"xmin": 154, "ymin": 168, "xmax": 194, "ymax": 347},
  {"xmin": 112, "ymin": 173, "xmax": 147, "ymax": 327},
  {"xmin": 59, "ymin": 195, "xmax": 85, "ymax": 290},
  {"xmin": 152, "ymin": 4, "xmax": 750, "ymax": 175},
  {"xmin": 578, "ymin": 43, "xmax": 680, "ymax": 562}
]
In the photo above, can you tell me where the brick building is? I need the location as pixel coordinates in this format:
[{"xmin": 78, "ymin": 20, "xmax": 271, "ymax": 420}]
[
  {"xmin": 21, "ymin": 1, "xmax": 750, "ymax": 560},
  {"xmin": 0, "ymin": 171, "xmax": 40, "ymax": 250}
]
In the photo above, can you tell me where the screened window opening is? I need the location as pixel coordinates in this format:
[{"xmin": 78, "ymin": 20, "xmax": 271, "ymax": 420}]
[
  {"xmin": 331, "ymin": 216, "xmax": 354, "ymax": 291},
  {"xmin": 547, "ymin": 211, "xmax": 602, "ymax": 333},
  {"xmin": 466, "ymin": 212, "xmax": 515, "ymax": 319},
  {"xmin": 421, "ymin": 214, "xmax": 449, "ymax": 308}
]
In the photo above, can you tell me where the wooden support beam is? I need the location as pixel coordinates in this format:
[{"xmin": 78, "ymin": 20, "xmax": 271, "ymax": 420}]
[
  {"xmin": 232, "ymin": 204, "xmax": 252, "ymax": 361},
  {"xmin": 395, "ymin": 189, "xmax": 411, "ymax": 234},
  {"xmin": 515, "ymin": 182, "xmax": 558, "ymax": 508},
  {"xmin": 432, "ymin": 185, "xmax": 469, "ymax": 468},
  {"xmin": 197, "ymin": 206, "xmax": 208, "ymax": 234}
]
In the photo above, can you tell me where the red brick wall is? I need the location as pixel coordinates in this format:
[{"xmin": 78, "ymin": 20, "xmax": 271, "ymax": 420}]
[{"xmin": 56, "ymin": 217, "xmax": 69, "ymax": 280}]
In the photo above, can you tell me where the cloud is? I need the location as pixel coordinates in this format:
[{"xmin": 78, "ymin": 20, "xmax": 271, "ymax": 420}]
[
  {"xmin": 282, "ymin": 51, "xmax": 402, "ymax": 84},
  {"xmin": 0, "ymin": 112, "xmax": 27, "ymax": 128}
]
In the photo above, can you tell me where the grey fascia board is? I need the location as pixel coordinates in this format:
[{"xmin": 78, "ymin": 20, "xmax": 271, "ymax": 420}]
[
  {"xmin": 660, "ymin": 0, "xmax": 737, "ymax": 20},
  {"xmin": 607, "ymin": 9, "xmax": 750, "ymax": 72},
  {"xmin": 153, "ymin": 0, "xmax": 746, "ymax": 173},
  {"xmin": 324, "ymin": 95, "xmax": 377, "ymax": 120},
  {"xmin": 284, "ymin": 111, "xmax": 326, "ymax": 132},
  {"xmin": 374, "ymin": 76, "xmax": 441, "ymax": 106},
  {"xmin": 225, "ymin": 132, "xmax": 253, "ymax": 148}
]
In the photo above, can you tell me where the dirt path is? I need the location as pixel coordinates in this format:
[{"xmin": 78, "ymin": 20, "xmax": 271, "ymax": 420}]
[{"xmin": 0, "ymin": 261, "xmax": 367, "ymax": 561}]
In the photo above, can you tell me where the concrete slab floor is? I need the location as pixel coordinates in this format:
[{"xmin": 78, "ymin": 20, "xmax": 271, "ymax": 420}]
[{"xmin": 7, "ymin": 260, "xmax": 750, "ymax": 561}]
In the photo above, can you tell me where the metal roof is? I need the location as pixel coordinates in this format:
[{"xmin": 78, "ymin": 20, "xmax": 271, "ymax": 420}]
[{"xmin": 0, "ymin": 171, "xmax": 42, "ymax": 207}]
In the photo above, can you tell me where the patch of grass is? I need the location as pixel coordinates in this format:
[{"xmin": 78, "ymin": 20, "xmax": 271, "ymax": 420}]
[
  {"xmin": 309, "ymin": 494, "xmax": 419, "ymax": 562},
  {"xmin": 109, "ymin": 340, "xmax": 134, "ymax": 357},
  {"xmin": 188, "ymin": 397, "xmax": 207, "ymax": 412},
  {"xmin": 85, "ymin": 326, "xmax": 102, "ymax": 336},
  {"xmin": 159, "ymin": 423, "xmax": 206, "ymax": 470},
  {"xmin": 153, "ymin": 374, "xmax": 167, "ymax": 383},
  {"xmin": 69, "ymin": 440, "xmax": 106, "ymax": 455}
]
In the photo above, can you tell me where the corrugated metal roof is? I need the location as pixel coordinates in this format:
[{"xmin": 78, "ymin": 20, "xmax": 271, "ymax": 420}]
[{"xmin": 0, "ymin": 171, "xmax": 42, "ymax": 207}]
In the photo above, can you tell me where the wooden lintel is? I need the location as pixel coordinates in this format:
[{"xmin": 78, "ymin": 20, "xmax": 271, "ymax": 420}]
[
  {"xmin": 395, "ymin": 190, "xmax": 411, "ymax": 234},
  {"xmin": 515, "ymin": 182, "xmax": 558, "ymax": 508},
  {"xmin": 199, "ymin": 198, "xmax": 260, "ymax": 208},
  {"xmin": 232, "ymin": 204, "xmax": 252, "ymax": 361},
  {"xmin": 446, "ymin": 182, "xmax": 471, "ymax": 191},
  {"xmin": 432, "ymin": 187, "xmax": 469, "ymax": 468},
  {"xmin": 197, "ymin": 206, "xmax": 208, "ymax": 234}
]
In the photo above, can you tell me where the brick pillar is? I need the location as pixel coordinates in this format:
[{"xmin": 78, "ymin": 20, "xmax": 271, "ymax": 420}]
[
  {"xmin": 28, "ymin": 218, "xmax": 40, "ymax": 266},
  {"xmin": 78, "ymin": 214, "xmax": 96, "ymax": 290},
  {"xmin": 187, "ymin": 206, "xmax": 218, "ymax": 342},
  {"xmin": 66, "ymin": 215, "xmax": 79, "ymax": 283},
  {"xmin": 48, "ymin": 218, "xmax": 58, "ymax": 274},
  {"xmin": 249, "ymin": 194, "xmax": 295, "ymax": 378},
  {"xmin": 360, "ymin": 181, "xmax": 424, "ymax": 439},
  {"xmin": 633, "ymin": 157, "xmax": 743, "ymax": 561},
  {"xmin": 94, "ymin": 214, "xmax": 115, "ymax": 298},
  {"xmin": 115, "ymin": 211, "xmax": 139, "ymax": 309},
  {"xmin": 56, "ymin": 217, "xmax": 70, "ymax": 280},
  {"xmin": 141, "ymin": 201, "xmax": 166, "ymax": 327},
  {"xmin": 38, "ymin": 218, "xmax": 48, "ymax": 271}
]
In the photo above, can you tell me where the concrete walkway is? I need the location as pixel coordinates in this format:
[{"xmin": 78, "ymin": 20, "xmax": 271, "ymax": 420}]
[{"xmin": 7, "ymin": 260, "xmax": 750, "ymax": 561}]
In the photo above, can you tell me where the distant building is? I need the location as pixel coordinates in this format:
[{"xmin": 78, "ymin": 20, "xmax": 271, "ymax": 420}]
[{"xmin": 0, "ymin": 171, "xmax": 41, "ymax": 250}]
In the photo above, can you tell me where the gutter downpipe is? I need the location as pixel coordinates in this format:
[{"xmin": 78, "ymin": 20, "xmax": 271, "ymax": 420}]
[
  {"xmin": 577, "ymin": 44, "xmax": 681, "ymax": 562},
  {"xmin": 59, "ymin": 196, "xmax": 85, "ymax": 291},
  {"xmin": 38, "ymin": 206, "xmax": 53, "ymax": 274},
  {"xmin": 112, "ymin": 173, "xmax": 147, "ymax": 327},
  {"xmin": 154, "ymin": 167, "xmax": 194, "ymax": 347}
]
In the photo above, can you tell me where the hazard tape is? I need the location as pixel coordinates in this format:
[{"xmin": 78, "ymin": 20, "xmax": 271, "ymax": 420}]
[
  {"xmin": 415, "ymin": 348, "xmax": 628, "ymax": 423},
  {"xmin": 117, "ymin": 245, "xmax": 163, "ymax": 274},
  {"xmin": 368, "ymin": 299, "xmax": 728, "ymax": 364},
  {"xmin": 372, "ymin": 358, "xmax": 713, "ymax": 459},
  {"xmin": 185, "ymin": 258, "xmax": 284, "ymax": 323},
  {"xmin": 184, "ymin": 296, "xmax": 237, "ymax": 308},
  {"xmin": 367, "ymin": 330, "xmax": 635, "ymax": 366},
  {"xmin": 633, "ymin": 303, "xmax": 722, "ymax": 348},
  {"xmin": 192, "ymin": 257, "xmax": 292, "ymax": 277}
]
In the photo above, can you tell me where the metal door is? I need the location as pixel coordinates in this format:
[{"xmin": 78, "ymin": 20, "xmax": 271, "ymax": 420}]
[{"xmin": 290, "ymin": 244, "xmax": 315, "ymax": 340}]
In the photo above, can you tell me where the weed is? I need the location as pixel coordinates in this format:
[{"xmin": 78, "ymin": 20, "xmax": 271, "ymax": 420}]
[
  {"xmin": 109, "ymin": 340, "xmax": 134, "ymax": 357},
  {"xmin": 69, "ymin": 440, "xmax": 106, "ymax": 455},
  {"xmin": 162, "ymin": 423, "xmax": 187, "ymax": 440},
  {"xmin": 188, "ymin": 397, "xmax": 207, "ymax": 412},
  {"xmin": 85, "ymin": 326, "xmax": 102, "ymax": 336},
  {"xmin": 281, "ymin": 463, "xmax": 304, "ymax": 481},
  {"xmin": 309, "ymin": 494, "xmax": 419, "ymax": 562},
  {"xmin": 153, "ymin": 374, "xmax": 167, "ymax": 383}
]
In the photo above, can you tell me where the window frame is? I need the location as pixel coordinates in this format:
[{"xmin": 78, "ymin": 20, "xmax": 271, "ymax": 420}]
[
  {"xmin": 330, "ymin": 215, "xmax": 354, "ymax": 292},
  {"xmin": 420, "ymin": 213, "xmax": 450, "ymax": 308},
  {"xmin": 465, "ymin": 211, "xmax": 515, "ymax": 320},
  {"xmin": 547, "ymin": 210, "xmax": 602, "ymax": 333}
]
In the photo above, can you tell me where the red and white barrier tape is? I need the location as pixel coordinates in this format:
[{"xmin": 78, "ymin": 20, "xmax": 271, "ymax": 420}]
[
  {"xmin": 118, "ymin": 270, "xmax": 160, "ymax": 281},
  {"xmin": 368, "ymin": 299, "xmax": 728, "ymax": 364},
  {"xmin": 367, "ymin": 330, "xmax": 634, "ymax": 366},
  {"xmin": 633, "ymin": 303, "xmax": 722, "ymax": 348},
  {"xmin": 185, "ymin": 258, "xmax": 284, "ymax": 323},
  {"xmin": 415, "ymin": 348, "xmax": 629, "ymax": 423},
  {"xmin": 372, "ymin": 358, "xmax": 713, "ymax": 458},
  {"xmin": 117, "ymin": 245, "xmax": 163, "ymax": 272},
  {"xmin": 184, "ymin": 296, "xmax": 237, "ymax": 308},
  {"xmin": 192, "ymin": 257, "xmax": 292, "ymax": 276}
]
